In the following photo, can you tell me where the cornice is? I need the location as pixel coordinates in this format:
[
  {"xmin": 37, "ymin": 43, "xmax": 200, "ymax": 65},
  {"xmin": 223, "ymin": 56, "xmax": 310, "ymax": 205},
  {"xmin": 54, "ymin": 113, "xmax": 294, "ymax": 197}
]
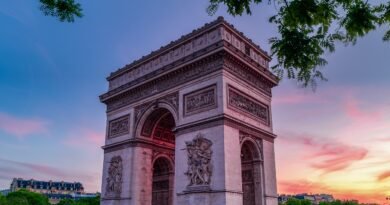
[
  {"xmin": 100, "ymin": 41, "xmax": 225, "ymax": 102},
  {"xmin": 175, "ymin": 114, "xmax": 276, "ymax": 142},
  {"xmin": 107, "ymin": 17, "xmax": 271, "ymax": 81}
]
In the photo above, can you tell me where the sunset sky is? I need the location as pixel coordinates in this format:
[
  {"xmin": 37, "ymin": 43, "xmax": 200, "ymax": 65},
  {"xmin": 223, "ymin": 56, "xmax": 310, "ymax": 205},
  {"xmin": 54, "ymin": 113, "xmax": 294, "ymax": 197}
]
[{"xmin": 1, "ymin": 1, "xmax": 389, "ymax": 204}]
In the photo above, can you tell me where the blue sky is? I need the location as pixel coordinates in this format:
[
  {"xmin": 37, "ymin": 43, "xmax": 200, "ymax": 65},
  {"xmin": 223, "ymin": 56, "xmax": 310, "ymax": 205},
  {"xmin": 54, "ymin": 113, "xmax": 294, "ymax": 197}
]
[{"xmin": 1, "ymin": 0, "xmax": 390, "ymax": 203}]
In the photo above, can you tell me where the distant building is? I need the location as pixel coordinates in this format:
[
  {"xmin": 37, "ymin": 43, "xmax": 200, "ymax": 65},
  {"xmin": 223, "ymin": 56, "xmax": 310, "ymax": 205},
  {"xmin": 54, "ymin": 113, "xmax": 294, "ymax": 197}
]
[
  {"xmin": 278, "ymin": 193, "xmax": 335, "ymax": 204},
  {"xmin": 10, "ymin": 178, "xmax": 84, "ymax": 194},
  {"xmin": 9, "ymin": 178, "xmax": 91, "ymax": 204},
  {"xmin": 0, "ymin": 189, "xmax": 10, "ymax": 196}
]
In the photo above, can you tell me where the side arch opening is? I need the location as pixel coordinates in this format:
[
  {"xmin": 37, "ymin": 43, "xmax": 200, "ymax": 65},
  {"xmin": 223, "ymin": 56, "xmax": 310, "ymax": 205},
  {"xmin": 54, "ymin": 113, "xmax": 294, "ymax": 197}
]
[{"xmin": 241, "ymin": 140, "xmax": 263, "ymax": 205}]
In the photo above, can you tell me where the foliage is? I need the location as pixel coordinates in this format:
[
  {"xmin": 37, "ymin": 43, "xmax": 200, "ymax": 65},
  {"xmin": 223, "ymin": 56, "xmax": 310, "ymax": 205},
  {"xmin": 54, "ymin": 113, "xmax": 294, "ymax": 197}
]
[
  {"xmin": 6, "ymin": 189, "xmax": 49, "ymax": 205},
  {"xmin": 0, "ymin": 194, "xmax": 7, "ymax": 205},
  {"xmin": 35, "ymin": 0, "xmax": 390, "ymax": 88},
  {"xmin": 319, "ymin": 200, "xmax": 359, "ymax": 205},
  {"xmin": 57, "ymin": 196, "xmax": 100, "ymax": 205},
  {"xmin": 283, "ymin": 199, "xmax": 360, "ymax": 205},
  {"xmin": 39, "ymin": 0, "xmax": 82, "ymax": 22},
  {"xmin": 207, "ymin": 0, "xmax": 390, "ymax": 88},
  {"xmin": 0, "ymin": 189, "xmax": 99, "ymax": 205},
  {"xmin": 285, "ymin": 198, "xmax": 312, "ymax": 205}
]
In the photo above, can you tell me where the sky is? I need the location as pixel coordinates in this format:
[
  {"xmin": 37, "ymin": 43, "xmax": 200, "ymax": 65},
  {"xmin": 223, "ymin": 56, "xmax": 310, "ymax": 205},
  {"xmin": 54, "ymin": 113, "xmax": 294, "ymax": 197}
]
[{"xmin": 0, "ymin": 0, "xmax": 389, "ymax": 204}]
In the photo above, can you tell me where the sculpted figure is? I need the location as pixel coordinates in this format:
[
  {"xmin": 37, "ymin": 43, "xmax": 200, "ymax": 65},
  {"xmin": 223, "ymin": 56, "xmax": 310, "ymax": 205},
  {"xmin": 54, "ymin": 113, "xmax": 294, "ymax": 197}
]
[
  {"xmin": 106, "ymin": 156, "xmax": 123, "ymax": 197},
  {"xmin": 185, "ymin": 133, "xmax": 213, "ymax": 186}
]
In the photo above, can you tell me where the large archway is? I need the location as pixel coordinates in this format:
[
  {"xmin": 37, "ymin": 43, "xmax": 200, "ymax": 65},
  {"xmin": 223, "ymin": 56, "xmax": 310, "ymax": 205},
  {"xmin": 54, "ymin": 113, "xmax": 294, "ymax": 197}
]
[
  {"xmin": 241, "ymin": 140, "xmax": 263, "ymax": 205},
  {"xmin": 140, "ymin": 107, "xmax": 176, "ymax": 205}
]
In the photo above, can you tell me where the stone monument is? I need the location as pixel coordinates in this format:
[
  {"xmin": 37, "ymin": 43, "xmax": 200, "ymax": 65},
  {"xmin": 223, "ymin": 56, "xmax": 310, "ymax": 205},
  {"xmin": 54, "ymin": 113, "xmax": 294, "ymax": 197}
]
[{"xmin": 99, "ymin": 17, "xmax": 279, "ymax": 205}]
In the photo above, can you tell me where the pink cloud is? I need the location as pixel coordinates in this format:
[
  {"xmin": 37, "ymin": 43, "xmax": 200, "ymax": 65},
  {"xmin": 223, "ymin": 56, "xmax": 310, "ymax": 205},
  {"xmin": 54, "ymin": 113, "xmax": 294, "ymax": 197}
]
[
  {"xmin": 0, "ymin": 158, "xmax": 99, "ymax": 191},
  {"xmin": 310, "ymin": 143, "xmax": 368, "ymax": 173},
  {"xmin": 278, "ymin": 179, "xmax": 387, "ymax": 204},
  {"xmin": 273, "ymin": 92, "xmax": 327, "ymax": 105},
  {"xmin": 343, "ymin": 95, "xmax": 382, "ymax": 122},
  {"xmin": 0, "ymin": 112, "xmax": 48, "ymax": 137},
  {"xmin": 280, "ymin": 134, "xmax": 368, "ymax": 173},
  {"xmin": 377, "ymin": 171, "xmax": 390, "ymax": 181},
  {"xmin": 278, "ymin": 179, "xmax": 331, "ymax": 194},
  {"xmin": 63, "ymin": 129, "xmax": 104, "ymax": 148}
]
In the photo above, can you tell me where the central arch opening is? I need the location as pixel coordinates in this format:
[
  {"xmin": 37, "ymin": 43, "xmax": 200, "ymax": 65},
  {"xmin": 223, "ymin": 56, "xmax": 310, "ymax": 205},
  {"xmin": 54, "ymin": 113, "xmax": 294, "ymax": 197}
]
[
  {"xmin": 141, "ymin": 107, "xmax": 176, "ymax": 205},
  {"xmin": 141, "ymin": 108, "xmax": 175, "ymax": 143}
]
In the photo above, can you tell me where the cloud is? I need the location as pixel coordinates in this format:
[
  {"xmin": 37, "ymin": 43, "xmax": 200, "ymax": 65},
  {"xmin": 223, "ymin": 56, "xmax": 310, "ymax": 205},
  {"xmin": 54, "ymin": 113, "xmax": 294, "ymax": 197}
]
[
  {"xmin": 278, "ymin": 179, "xmax": 331, "ymax": 194},
  {"xmin": 343, "ymin": 95, "xmax": 382, "ymax": 123},
  {"xmin": 0, "ymin": 112, "xmax": 49, "ymax": 137},
  {"xmin": 278, "ymin": 179, "xmax": 387, "ymax": 204},
  {"xmin": 62, "ymin": 129, "xmax": 104, "ymax": 148},
  {"xmin": 280, "ymin": 134, "xmax": 368, "ymax": 173},
  {"xmin": 273, "ymin": 92, "xmax": 328, "ymax": 105},
  {"xmin": 0, "ymin": 158, "xmax": 70, "ymax": 179},
  {"xmin": 0, "ymin": 158, "xmax": 97, "ymax": 190},
  {"xmin": 310, "ymin": 143, "xmax": 368, "ymax": 173},
  {"xmin": 377, "ymin": 171, "xmax": 390, "ymax": 181}
]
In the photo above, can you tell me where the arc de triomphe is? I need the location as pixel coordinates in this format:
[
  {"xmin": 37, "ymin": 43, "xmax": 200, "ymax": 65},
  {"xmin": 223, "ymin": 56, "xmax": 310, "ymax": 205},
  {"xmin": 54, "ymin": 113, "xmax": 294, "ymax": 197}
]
[{"xmin": 99, "ymin": 17, "xmax": 279, "ymax": 205}]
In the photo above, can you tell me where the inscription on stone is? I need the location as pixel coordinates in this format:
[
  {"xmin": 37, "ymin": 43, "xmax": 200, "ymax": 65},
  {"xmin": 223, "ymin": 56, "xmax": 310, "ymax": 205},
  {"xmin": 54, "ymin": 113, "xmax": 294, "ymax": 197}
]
[
  {"xmin": 185, "ymin": 133, "xmax": 213, "ymax": 187},
  {"xmin": 108, "ymin": 115, "xmax": 130, "ymax": 138},
  {"xmin": 184, "ymin": 85, "xmax": 217, "ymax": 116},
  {"xmin": 106, "ymin": 156, "xmax": 123, "ymax": 197},
  {"xmin": 228, "ymin": 86, "xmax": 269, "ymax": 125}
]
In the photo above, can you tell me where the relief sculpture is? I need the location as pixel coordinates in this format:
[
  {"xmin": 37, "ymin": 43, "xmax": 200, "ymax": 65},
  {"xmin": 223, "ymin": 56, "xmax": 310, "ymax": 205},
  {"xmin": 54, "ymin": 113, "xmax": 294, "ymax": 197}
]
[
  {"xmin": 106, "ymin": 156, "xmax": 123, "ymax": 197},
  {"xmin": 184, "ymin": 85, "xmax": 217, "ymax": 116},
  {"xmin": 184, "ymin": 133, "xmax": 213, "ymax": 187},
  {"xmin": 109, "ymin": 115, "xmax": 129, "ymax": 138}
]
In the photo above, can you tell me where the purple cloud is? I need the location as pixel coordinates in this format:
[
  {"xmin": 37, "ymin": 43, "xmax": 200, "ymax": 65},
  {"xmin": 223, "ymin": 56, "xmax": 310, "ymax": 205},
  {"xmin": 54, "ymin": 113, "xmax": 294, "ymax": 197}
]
[{"xmin": 0, "ymin": 112, "xmax": 49, "ymax": 137}]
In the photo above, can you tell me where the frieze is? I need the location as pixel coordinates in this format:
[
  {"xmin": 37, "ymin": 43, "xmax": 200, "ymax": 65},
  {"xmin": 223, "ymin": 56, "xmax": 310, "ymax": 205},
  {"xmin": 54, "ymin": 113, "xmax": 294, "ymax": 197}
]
[
  {"xmin": 224, "ymin": 56, "xmax": 272, "ymax": 96},
  {"xmin": 228, "ymin": 86, "xmax": 269, "ymax": 125},
  {"xmin": 105, "ymin": 156, "xmax": 123, "ymax": 197},
  {"xmin": 108, "ymin": 115, "xmax": 130, "ymax": 138},
  {"xmin": 185, "ymin": 133, "xmax": 213, "ymax": 187},
  {"xmin": 108, "ymin": 28, "xmax": 222, "ymax": 90},
  {"xmin": 106, "ymin": 55, "xmax": 224, "ymax": 112},
  {"xmin": 184, "ymin": 85, "xmax": 217, "ymax": 116},
  {"xmin": 221, "ymin": 27, "xmax": 269, "ymax": 69}
]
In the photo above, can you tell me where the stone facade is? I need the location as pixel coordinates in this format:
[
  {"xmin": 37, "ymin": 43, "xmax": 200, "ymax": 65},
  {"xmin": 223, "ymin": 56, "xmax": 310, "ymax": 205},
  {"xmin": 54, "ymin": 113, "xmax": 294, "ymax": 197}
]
[{"xmin": 100, "ymin": 17, "xmax": 278, "ymax": 205}]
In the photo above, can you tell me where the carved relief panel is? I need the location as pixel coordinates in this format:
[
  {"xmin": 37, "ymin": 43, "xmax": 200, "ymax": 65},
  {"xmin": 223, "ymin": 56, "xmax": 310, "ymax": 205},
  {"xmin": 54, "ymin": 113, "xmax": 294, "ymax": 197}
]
[
  {"xmin": 108, "ymin": 115, "xmax": 130, "ymax": 138},
  {"xmin": 227, "ymin": 85, "xmax": 269, "ymax": 125},
  {"xmin": 183, "ymin": 85, "xmax": 217, "ymax": 116},
  {"xmin": 184, "ymin": 133, "xmax": 213, "ymax": 188},
  {"xmin": 105, "ymin": 156, "xmax": 123, "ymax": 197}
]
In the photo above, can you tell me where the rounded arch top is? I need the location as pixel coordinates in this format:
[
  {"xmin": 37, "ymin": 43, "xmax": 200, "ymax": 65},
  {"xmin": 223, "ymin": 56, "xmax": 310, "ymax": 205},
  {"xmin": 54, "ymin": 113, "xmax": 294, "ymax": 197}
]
[
  {"xmin": 241, "ymin": 138, "xmax": 262, "ymax": 161},
  {"xmin": 135, "ymin": 101, "xmax": 178, "ymax": 142},
  {"xmin": 152, "ymin": 154, "xmax": 174, "ymax": 174}
]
